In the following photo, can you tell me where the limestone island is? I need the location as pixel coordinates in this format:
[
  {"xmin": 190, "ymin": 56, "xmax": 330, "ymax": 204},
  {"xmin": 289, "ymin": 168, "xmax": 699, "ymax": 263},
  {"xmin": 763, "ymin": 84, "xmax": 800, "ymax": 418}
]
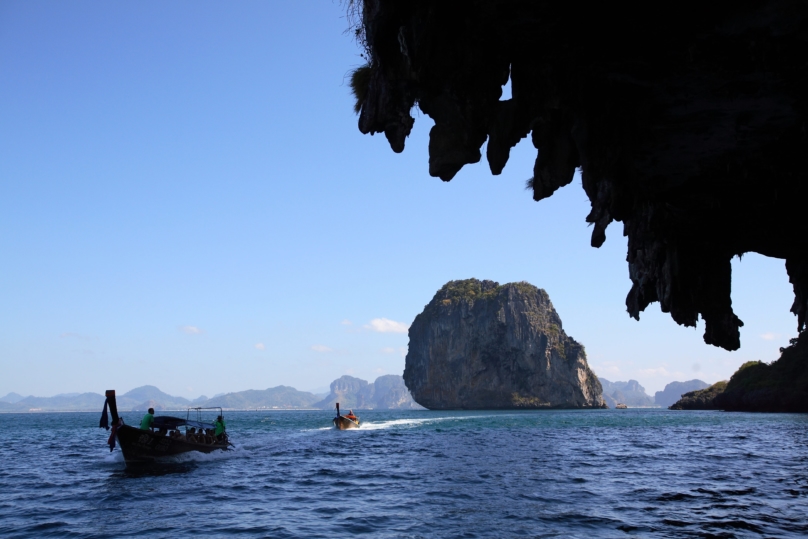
[{"xmin": 403, "ymin": 279, "xmax": 605, "ymax": 409}]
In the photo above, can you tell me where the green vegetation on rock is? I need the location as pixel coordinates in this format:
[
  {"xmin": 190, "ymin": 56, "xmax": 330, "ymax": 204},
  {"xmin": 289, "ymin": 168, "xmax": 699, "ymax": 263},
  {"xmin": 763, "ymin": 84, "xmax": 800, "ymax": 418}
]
[
  {"xmin": 349, "ymin": 63, "xmax": 371, "ymax": 114},
  {"xmin": 669, "ymin": 331, "xmax": 808, "ymax": 412}
]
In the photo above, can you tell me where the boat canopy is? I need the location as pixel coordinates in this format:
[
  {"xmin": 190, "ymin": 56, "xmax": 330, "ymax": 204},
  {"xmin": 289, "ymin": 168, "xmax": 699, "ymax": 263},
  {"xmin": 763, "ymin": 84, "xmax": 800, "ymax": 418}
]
[
  {"xmin": 152, "ymin": 416, "xmax": 215, "ymax": 430},
  {"xmin": 152, "ymin": 406, "xmax": 223, "ymax": 430}
]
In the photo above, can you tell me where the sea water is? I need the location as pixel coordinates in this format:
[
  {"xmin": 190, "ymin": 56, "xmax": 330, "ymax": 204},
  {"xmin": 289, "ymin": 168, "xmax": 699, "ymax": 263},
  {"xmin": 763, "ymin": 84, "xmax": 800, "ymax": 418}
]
[{"xmin": 1, "ymin": 409, "xmax": 807, "ymax": 538}]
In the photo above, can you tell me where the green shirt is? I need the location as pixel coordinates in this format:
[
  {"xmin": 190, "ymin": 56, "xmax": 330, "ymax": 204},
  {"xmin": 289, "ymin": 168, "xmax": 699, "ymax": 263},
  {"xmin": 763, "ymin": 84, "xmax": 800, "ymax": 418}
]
[
  {"xmin": 214, "ymin": 419, "xmax": 226, "ymax": 436},
  {"xmin": 140, "ymin": 412, "xmax": 154, "ymax": 430}
]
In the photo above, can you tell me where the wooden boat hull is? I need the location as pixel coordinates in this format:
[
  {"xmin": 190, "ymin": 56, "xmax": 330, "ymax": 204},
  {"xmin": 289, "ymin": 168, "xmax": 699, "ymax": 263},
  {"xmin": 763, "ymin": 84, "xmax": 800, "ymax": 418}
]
[
  {"xmin": 116, "ymin": 425, "xmax": 227, "ymax": 464},
  {"xmin": 333, "ymin": 416, "xmax": 360, "ymax": 430}
]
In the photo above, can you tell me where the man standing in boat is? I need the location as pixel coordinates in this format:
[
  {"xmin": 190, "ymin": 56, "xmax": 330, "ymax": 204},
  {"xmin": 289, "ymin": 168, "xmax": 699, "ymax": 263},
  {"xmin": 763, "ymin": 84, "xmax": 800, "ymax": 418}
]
[
  {"xmin": 214, "ymin": 415, "xmax": 226, "ymax": 441},
  {"xmin": 140, "ymin": 407, "xmax": 155, "ymax": 431}
]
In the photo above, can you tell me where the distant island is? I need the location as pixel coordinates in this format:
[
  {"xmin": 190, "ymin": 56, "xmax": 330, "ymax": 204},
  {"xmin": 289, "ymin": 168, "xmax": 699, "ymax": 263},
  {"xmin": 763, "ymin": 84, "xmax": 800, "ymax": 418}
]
[
  {"xmin": 0, "ymin": 374, "xmax": 422, "ymax": 413},
  {"xmin": 404, "ymin": 279, "xmax": 605, "ymax": 409},
  {"xmin": 595, "ymin": 378, "xmax": 711, "ymax": 408},
  {"xmin": 598, "ymin": 379, "xmax": 655, "ymax": 408}
]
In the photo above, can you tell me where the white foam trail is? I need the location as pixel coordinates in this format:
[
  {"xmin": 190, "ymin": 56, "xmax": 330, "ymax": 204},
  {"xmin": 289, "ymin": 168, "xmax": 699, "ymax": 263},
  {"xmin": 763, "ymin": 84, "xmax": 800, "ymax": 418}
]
[
  {"xmin": 166, "ymin": 445, "xmax": 248, "ymax": 463},
  {"xmin": 305, "ymin": 413, "xmax": 521, "ymax": 433},
  {"xmin": 98, "ymin": 445, "xmax": 248, "ymax": 465},
  {"xmin": 344, "ymin": 414, "xmax": 497, "ymax": 431},
  {"xmin": 101, "ymin": 451, "xmax": 125, "ymax": 464}
]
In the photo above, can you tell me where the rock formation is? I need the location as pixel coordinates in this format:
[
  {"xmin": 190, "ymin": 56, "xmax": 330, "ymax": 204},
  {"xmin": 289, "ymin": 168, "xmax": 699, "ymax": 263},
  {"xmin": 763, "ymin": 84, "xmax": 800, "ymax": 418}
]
[
  {"xmin": 313, "ymin": 375, "xmax": 369, "ymax": 409},
  {"xmin": 403, "ymin": 279, "xmax": 605, "ymax": 409},
  {"xmin": 348, "ymin": 1, "xmax": 808, "ymax": 351},
  {"xmin": 713, "ymin": 332, "xmax": 808, "ymax": 412},
  {"xmin": 313, "ymin": 374, "xmax": 423, "ymax": 410},
  {"xmin": 367, "ymin": 374, "xmax": 425, "ymax": 409},
  {"xmin": 598, "ymin": 378, "xmax": 655, "ymax": 408},
  {"xmin": 669, "ymin": 331, "xmax": 808, "ymax": 412},
  {"xmin": 654, "ymin": 380, "xmax": 710, "ymax": 408},
  {"xmin": 669, "ymin": 382, "xmax": 727, "ymax": 410}
]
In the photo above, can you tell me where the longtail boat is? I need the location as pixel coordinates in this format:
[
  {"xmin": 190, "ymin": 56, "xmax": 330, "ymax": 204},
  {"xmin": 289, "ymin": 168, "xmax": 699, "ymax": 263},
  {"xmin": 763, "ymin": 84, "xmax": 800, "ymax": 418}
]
[
  {"xmin": 333, "ymin": 402, "xmax": 360, "ymax": 430},
  {"xmin": 100, "ymin": 390, "xmax": 230, "ymax": 466}
]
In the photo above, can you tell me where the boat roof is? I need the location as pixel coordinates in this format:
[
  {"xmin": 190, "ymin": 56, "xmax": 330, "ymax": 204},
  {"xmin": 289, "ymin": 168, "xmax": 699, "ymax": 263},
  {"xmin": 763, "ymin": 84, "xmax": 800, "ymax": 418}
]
[
  {"xmin": 152, "ymin": 416, "xmax": 217, "ymax": 430},
  {"xmin": 151, "ymin": 406, "xmax": 224, "ymax": 430}
]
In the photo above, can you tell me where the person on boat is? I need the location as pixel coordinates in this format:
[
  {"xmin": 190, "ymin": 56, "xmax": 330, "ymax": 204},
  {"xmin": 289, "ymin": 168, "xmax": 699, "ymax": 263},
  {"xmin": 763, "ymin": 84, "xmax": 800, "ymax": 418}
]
[
  {"xmin": 214, "ymin": 415, "xmax": 226, "ymax": 441},
  {"xmin": 140, "ymin": 408, "xmax": 155, "ymax": 431},
  {"xmin": 345, "ymin": 409, "xmax": 358, "ymax": 421}
]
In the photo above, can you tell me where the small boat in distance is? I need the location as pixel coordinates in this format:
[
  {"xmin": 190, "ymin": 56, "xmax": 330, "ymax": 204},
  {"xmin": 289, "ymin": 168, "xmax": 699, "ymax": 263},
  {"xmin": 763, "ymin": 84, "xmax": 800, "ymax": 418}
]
[
  {"xmin": 100, "ymin": 390, "xmax": 230, "ymax": 466},
  {"xmin": 333, "ymin": 402, "xmax": 360, "ymax": 429},
  {"xmin": 615, "ymin": 403, "xmax": 628, "ymax": 409}
]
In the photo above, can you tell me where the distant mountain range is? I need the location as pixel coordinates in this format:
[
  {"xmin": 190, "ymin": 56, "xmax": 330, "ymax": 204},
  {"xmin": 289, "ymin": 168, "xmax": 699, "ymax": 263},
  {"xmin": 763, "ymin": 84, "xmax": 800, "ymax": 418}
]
[
  {"xmin": 597, "ymin": 377, "xmax": 710, "ymax": 408},
  {"xmin": 0, "ymin": 374, "xmax": 422, "ymax": 412},
  {"xmin": 0, "ymin": 392, "xmax": 28, "ymax": 404},
  {"xmin": 2, "ymin": 376, "xmax": 707, "ymax": 412}
]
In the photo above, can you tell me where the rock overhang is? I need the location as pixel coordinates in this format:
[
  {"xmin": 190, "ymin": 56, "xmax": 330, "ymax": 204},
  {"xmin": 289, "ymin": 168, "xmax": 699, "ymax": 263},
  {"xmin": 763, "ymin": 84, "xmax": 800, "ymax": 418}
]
[{"xmin": 348, "ymin": 0, "xmax": 808, "ymax": 351}]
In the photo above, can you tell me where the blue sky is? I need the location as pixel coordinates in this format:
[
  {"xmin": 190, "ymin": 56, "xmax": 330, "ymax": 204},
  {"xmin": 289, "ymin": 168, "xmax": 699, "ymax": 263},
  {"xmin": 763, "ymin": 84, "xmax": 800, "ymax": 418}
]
[{"xmin": 0, "ymin": 1, "xmax": 799, "ymax": 399}]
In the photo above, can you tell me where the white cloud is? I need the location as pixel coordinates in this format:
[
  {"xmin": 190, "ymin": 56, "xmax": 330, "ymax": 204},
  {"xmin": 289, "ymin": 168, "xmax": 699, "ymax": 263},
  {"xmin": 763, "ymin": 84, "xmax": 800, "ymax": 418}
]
[
  {"xmin": 364, "ymin": 318, "xmax": 409, "ymax": 333},
  {"xmin": 590, "ymin": 361, "xmax": 620, "ymax": 377},
  {"xmin": 638, "ymin": 366, "xmax": 686, "ymax": 379},
  {"xmin": 180, "ymin": 325, "xmax": 203, "ymax": 334},
  {"xmin": 311, "ymin": 345, "xmax": 333, "ymax": 353},
  {"xmin": 639, "ymin": 366, "xmax": 670, "ymax": 377},
  {"xmin": 341, "ymin": 319, "xmax": 353, "ymax": 325},
  {"xmin": 255, "ymin": 343, "xmax": 265, "ymax": 350},
  {"xmin": 760, "ymin": 332, "xmax": 780, "ymax": 341},
  {"xmin": 381, "ymin": 347, "xmax": 396, "ymax": 354}
]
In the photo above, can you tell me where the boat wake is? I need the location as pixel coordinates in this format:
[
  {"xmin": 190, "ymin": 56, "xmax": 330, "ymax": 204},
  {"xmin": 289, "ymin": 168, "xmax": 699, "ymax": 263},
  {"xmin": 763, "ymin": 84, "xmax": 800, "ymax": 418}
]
[
  {"xmin": 99, "ymin": 445, "xmax": 248, "ymax": 466},
  {"xmin": 352, "ymin": 414, "xmax": 496, "ymax": 431},
  {"xmin": 307, "ymin": 413, "xmax": 516, "ymax": 432},
  {"xmin": 165, "ymin": 444, "xmax": 248, "ymax": 464},
  {"xmin": 101, "ymin": 451, "xmax": 125, "ymax": 464}
]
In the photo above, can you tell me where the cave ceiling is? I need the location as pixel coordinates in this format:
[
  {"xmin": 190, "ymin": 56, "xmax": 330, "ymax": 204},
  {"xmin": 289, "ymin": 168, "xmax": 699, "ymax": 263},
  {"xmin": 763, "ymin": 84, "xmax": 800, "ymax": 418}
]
[{"xmin": 350, "ymin": 0, "xmax": 808, "ymax": 350}]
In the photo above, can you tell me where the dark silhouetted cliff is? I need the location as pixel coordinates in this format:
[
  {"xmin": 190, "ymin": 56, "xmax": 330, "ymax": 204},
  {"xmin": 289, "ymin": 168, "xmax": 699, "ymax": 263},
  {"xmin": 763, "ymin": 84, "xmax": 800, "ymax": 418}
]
[{"xmin": 348, "ymin": 0, "xmax": 808, "ymax": 351}]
